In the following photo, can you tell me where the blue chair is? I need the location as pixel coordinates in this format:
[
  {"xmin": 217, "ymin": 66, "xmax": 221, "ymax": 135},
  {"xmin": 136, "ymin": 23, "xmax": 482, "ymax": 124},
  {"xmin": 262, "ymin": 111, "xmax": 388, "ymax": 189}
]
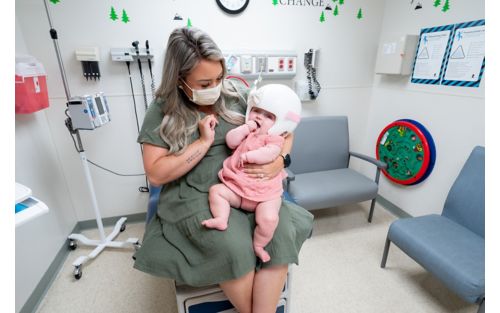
[
  {"xmin": 381, "ymin": 146, "xmax": 485, "ymax": 313},
  {"xmin": 286, "ymin": 116, "xmax": 386, "ymax": 222}
]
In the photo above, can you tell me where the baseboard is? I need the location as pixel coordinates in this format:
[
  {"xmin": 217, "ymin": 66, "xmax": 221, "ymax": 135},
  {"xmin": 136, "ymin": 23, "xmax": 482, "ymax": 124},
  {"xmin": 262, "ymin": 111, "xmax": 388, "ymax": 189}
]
[
  {"xmin": 19, "ymin": 212, "xmax": 147, "ymax": 313},
  {"xmin": 376, "ymin": 195, "xmax": 412, "ymax": 218},
  {"xmin": 78, "ymin": 212, "xmax": 147, "ymax": 230},
  {"xmin": 19, "ymin": 223, "xmax": 79, "ymax": 313}
]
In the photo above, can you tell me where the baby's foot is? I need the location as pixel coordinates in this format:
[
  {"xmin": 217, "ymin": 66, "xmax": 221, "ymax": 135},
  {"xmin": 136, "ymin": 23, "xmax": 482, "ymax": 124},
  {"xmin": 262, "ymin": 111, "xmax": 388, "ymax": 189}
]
[
  {"xmin": 254, "ymin": 246, "xmax": 271, "ymax": 263},
  {"xmin": 201, "ymin": 218, "xmax": 228, "ymax": 231}
]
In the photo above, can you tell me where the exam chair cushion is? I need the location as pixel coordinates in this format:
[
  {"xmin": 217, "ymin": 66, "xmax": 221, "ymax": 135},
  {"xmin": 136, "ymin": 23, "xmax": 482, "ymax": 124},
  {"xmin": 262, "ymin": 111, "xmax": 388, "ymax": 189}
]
[{"xmin": 288, "ymin": 168, "xmax": 378, "ymax": 210}]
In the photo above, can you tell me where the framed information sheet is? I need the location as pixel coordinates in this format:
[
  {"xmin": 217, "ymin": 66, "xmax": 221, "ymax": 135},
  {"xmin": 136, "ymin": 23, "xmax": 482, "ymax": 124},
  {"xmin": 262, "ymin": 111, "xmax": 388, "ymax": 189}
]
[
  {"xmin": 411, "ymin": 24, "xmax": 454, "ymax": 85},
  {"xmin": 441, "ymin": 19, "xmax": 485, "ymax": 88}
]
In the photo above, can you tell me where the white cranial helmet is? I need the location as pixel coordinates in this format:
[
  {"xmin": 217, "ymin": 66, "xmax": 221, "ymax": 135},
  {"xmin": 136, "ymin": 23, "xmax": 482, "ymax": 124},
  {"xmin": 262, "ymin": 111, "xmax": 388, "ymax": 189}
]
[{"xmin": 246, "ymin": 84, "xmax": 302, "ymax": 136}]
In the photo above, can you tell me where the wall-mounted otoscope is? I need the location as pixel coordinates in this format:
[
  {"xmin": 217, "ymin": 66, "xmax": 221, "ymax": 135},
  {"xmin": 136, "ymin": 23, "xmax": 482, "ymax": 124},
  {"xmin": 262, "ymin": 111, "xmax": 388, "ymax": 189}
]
[{"xmin": 132, "ymin": 41, "xmax": 149, "ymax": 111}]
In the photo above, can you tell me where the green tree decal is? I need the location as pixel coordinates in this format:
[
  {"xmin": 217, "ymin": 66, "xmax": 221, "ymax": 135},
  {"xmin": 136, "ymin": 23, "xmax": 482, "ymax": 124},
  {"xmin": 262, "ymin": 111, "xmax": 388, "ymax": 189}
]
[
  {"xmin": 50, "ymin": 0, "xmax": 60, "ymax": 4},
  {"xmin": 339, "ymin": 0, "xmax": 344, "ymax": 4},
  {"xmin": 357, "ymin": 8, "xmax": 363, "ymax": 19},
  {"xmin": 333, "ymin": 5, "xmax": 339, "ymax": 16},
  {"xmin": 332, "ymin": 0, "xmax": 337, "ymax": 2},
  {"xmin": 109, "ymin": 7, "xmax": 118, "ymax": 21},
  {"xmin": 272, "ymin": 0, "xmax": 278, "ymax": 6},
  {"xmin": 433, "ymin": 0, "xmax": 441, "ymax": 7},
  {"xmin": 320, "ymin": 11, "xmax": 326, "ymax": 23},
  {"xmin": 187, "ymin": 18, "xmax": 193, "ymax": 28},
  {"xmin": 442, "ymin": 0, "xmax": 450, "ymax": 12},
  {"xmin": 121, "ymin": 9, "xmax": 130, "ymax": 23}
]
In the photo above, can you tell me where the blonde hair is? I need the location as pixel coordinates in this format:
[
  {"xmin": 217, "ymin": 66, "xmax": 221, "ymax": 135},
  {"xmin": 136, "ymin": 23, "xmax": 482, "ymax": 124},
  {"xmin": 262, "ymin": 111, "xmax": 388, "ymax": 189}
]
[{"xmin": 155, "ymin": 27, "xmax": 245, "ymax": 154}]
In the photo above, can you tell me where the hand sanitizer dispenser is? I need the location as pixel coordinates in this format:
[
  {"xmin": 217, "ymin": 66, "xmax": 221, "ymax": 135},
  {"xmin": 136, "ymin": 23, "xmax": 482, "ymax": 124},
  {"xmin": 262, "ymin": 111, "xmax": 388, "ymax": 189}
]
[{"xmin": 375, "ymin": 35, "xmax": 418, "ymax": 75}]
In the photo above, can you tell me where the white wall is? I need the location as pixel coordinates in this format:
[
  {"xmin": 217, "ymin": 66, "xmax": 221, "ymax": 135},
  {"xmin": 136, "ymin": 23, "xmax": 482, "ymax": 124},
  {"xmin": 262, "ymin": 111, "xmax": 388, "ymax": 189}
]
[
  {"xmin": 16, "ymin": 0, "xmax": 386, "ymax": 221},
  {"xmin": 14, "ymin": 0, "xmax": 486, "ymax": 311},
  {"xmin": 15, "ymin": 15, "xmax": 78, "ymax": 313},
  {"xmin": 356, "ymin": 0, "xmax": 485, "ymax": 216}
]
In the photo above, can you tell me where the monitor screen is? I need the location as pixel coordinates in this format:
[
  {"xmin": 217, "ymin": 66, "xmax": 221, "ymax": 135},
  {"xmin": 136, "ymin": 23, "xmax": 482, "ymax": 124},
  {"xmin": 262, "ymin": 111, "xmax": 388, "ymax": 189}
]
[{"xmin": 95, "ymin": 97, "xmax": 105, "ymax": 114}]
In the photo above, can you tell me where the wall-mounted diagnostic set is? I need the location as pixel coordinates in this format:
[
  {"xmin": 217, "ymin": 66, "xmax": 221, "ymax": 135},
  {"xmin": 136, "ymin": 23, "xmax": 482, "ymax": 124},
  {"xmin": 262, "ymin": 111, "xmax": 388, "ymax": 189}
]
[
  {"xmin": 111, "ymin": 41, "xmax": 156, "ymax": 192},
  {"xmin": 224, "ymin": 51, "xmax": 297, "ymax": 79},
  {"xmin": 110, "ymin": 47, "xmax": 154, "ymax": 63}
]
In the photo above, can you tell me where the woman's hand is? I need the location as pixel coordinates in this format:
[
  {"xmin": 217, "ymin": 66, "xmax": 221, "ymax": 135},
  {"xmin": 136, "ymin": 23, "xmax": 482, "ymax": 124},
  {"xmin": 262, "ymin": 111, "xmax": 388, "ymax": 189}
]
[
  {"xmin": 243, "ymin": 133, "xmax": 293, "ymax": 180},
  {"xmin": 198, "ymin": 114, "xmax": 218, "ymax": 147},
  {"xmin": 243, "ymin": 156, "xmax": 284, "ymax": 180}
]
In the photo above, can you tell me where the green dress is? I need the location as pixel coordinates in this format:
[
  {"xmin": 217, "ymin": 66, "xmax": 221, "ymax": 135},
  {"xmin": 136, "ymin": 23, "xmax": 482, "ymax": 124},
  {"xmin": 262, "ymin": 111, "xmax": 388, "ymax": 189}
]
[{"xmin": 133, "ymin": 88, "xmax": 314, "ymax": 287}]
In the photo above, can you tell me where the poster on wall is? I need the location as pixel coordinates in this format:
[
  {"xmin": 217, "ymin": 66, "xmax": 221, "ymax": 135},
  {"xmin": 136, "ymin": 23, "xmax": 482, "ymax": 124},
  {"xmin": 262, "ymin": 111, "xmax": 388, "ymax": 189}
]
[
  {"xmin": 441, "ymin": 19, "xmax": 485, "ymax": 87},
  {"xmin": 411, "ymin": 24, "xmax": 454, "ymax": 85}
]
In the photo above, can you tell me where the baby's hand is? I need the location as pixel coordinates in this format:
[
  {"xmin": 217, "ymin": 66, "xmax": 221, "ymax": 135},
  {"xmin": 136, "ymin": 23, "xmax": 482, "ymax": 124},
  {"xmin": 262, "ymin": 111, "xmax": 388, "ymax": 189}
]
[
  {"xmin": 238, "ymin": 153, "xmax": 248, "ymax": 168},
  {"xmin": 246, "ymin": 120, "xmax": 258, "ymax": 132}
]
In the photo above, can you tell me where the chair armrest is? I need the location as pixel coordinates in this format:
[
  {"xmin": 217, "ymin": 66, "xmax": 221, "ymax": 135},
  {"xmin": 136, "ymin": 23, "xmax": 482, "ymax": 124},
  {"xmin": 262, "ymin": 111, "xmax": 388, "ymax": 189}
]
[
  {"xmin": 349, "ymin": 151, "xmax": 387, "ymax": 185},
  {"xmin": 284, "ymin": 168, "xmax": 295, "ymax": 192},
  {"xmin": 349, "ymin": 151, "xmax": 387, "ymax": 169}
]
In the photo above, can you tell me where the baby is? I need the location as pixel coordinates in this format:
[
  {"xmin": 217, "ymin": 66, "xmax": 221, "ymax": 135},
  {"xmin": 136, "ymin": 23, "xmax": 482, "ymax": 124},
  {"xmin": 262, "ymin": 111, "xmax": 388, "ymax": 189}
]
[{"xmin": 202, "ymin": 84, "xmax": 302, "ymax": 262}]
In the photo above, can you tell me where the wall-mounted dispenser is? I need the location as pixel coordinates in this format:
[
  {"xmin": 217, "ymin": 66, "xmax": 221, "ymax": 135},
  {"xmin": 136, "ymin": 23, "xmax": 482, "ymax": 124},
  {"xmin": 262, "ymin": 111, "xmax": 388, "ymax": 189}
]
[
  {"xmin": 75, "ymin": 47, "xmax": 101, "ymax": 80},
  {"xmin": 375, "ymin": 35, "xmax": 419, "ymax": 75}
]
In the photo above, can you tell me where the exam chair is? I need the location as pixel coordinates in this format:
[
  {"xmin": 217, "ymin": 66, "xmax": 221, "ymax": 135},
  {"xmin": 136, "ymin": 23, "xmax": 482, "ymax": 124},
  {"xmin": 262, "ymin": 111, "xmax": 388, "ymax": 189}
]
[
  {"xmin": 286, "ymin": 116, "xmax": 386, "ymax": 222},
  {"xmin": 381, "ymin": 146, "xmax": 485, "ymax": 313},
  {"xmin": 145, "ymin": 185, "xmax": 292, "ymax": 313}
]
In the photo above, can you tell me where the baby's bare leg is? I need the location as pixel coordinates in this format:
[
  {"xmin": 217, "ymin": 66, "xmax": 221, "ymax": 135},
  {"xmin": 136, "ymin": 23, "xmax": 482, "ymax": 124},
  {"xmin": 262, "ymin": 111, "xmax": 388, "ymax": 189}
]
[
  {"xmin": 202, "ymin": 184, "xmax": 241, "ymax": 231},
  {"xmin": 253, "ymin": 198, "xmax": 281, "ymax": 262}
]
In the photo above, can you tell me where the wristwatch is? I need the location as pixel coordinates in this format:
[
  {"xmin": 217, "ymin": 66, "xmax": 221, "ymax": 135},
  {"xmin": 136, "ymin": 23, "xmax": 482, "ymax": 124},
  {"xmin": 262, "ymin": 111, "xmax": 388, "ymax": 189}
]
[{"xmin": 281, "ymin": 153, "xmax": 291, "ymax": 168}]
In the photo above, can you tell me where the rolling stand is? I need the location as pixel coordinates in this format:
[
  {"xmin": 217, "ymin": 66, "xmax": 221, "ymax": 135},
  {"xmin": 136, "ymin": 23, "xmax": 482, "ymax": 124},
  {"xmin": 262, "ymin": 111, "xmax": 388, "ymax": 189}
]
[{"xmin": 43, "ymin": 0, "xmax": 141, "ymax": 280}]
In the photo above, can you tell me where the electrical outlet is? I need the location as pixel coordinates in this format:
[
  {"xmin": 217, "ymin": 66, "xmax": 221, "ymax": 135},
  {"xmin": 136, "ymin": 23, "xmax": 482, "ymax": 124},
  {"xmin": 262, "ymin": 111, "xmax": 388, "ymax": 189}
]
[
  {"xmin": 256, "ymin": 56, "xmax": 267, "ymax": 73},
  {"xmin": 240, "ymin": 55, "xmax": 253, "ymax": 74}
]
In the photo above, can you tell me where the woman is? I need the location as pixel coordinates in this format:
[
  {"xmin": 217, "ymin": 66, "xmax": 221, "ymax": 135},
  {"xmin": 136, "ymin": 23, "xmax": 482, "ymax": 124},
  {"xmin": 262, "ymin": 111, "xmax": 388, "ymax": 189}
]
[{"xmin": 133, "ymin": 27, "xmax": 313, "ymax": 313}]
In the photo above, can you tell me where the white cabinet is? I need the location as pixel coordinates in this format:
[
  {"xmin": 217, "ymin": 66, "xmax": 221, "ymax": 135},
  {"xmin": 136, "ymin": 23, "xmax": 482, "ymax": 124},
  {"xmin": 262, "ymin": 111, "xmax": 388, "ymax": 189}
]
[
  {"xmin": 375, "ymin": 35, "xmax": 419, "ymax": 75},
  {"xmin": 15, "ymin": 183, "xmax": 49, "ymax": 228}
]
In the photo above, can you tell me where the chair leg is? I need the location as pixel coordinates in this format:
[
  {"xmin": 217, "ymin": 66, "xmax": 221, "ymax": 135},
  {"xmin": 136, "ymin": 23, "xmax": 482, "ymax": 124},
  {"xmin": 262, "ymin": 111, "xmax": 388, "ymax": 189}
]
[
  {"xmin": 368, "ymin": 198, "xmax": 376, "ymax": 223},
  {"xmin": 381, "ymin": 237, "xmax": 391, "ymax": 268},
  {"xmin": 477, "ymin": 297, "xmax": 485, "ymax": 313}
]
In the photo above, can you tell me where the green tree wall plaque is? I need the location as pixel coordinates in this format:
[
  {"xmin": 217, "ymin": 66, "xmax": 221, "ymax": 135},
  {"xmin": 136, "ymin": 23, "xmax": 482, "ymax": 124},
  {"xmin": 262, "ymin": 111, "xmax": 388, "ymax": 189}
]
[
  {"xmin": 442, "ymin": 0, "xmax": 450, "ymax": 12},
  {"xmin": 121, "ymin": 9, "xmax": 130, "ymax": 23},
  {"xmin": 110, "ymin": 7, "xmax": 118, "ymax": 21},
  {"xmin": 357, "ymin": 8, "xmax": 363, "ymax": 19}
]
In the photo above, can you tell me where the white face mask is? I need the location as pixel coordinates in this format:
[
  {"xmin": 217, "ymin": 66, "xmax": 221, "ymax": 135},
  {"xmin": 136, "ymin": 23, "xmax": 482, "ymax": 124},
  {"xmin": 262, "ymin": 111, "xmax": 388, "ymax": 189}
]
[{"xmin": 180, "ymin": 79, "xmax": 222, "ymax": 106}]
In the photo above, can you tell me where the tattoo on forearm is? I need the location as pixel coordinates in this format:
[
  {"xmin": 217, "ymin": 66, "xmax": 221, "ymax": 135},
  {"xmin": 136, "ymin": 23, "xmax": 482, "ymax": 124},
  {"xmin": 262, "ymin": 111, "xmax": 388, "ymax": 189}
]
[{"xmin": 186, "ymin": 150, "xmax": 202, "ymax": 164}]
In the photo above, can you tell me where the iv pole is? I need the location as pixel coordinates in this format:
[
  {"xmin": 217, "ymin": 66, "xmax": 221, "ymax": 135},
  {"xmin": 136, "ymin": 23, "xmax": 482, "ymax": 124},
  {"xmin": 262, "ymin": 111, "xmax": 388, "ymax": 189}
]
[{"xmin": 43, "ymin": 0, "xmax": 140, "ymax": 280}]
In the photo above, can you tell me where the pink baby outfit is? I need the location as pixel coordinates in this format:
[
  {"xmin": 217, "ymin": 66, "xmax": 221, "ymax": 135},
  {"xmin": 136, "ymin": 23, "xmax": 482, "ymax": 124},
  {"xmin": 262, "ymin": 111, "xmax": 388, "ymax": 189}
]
[{"xmin": 219, "ymin": 131, "xmax": 286, "ymax": 203}]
